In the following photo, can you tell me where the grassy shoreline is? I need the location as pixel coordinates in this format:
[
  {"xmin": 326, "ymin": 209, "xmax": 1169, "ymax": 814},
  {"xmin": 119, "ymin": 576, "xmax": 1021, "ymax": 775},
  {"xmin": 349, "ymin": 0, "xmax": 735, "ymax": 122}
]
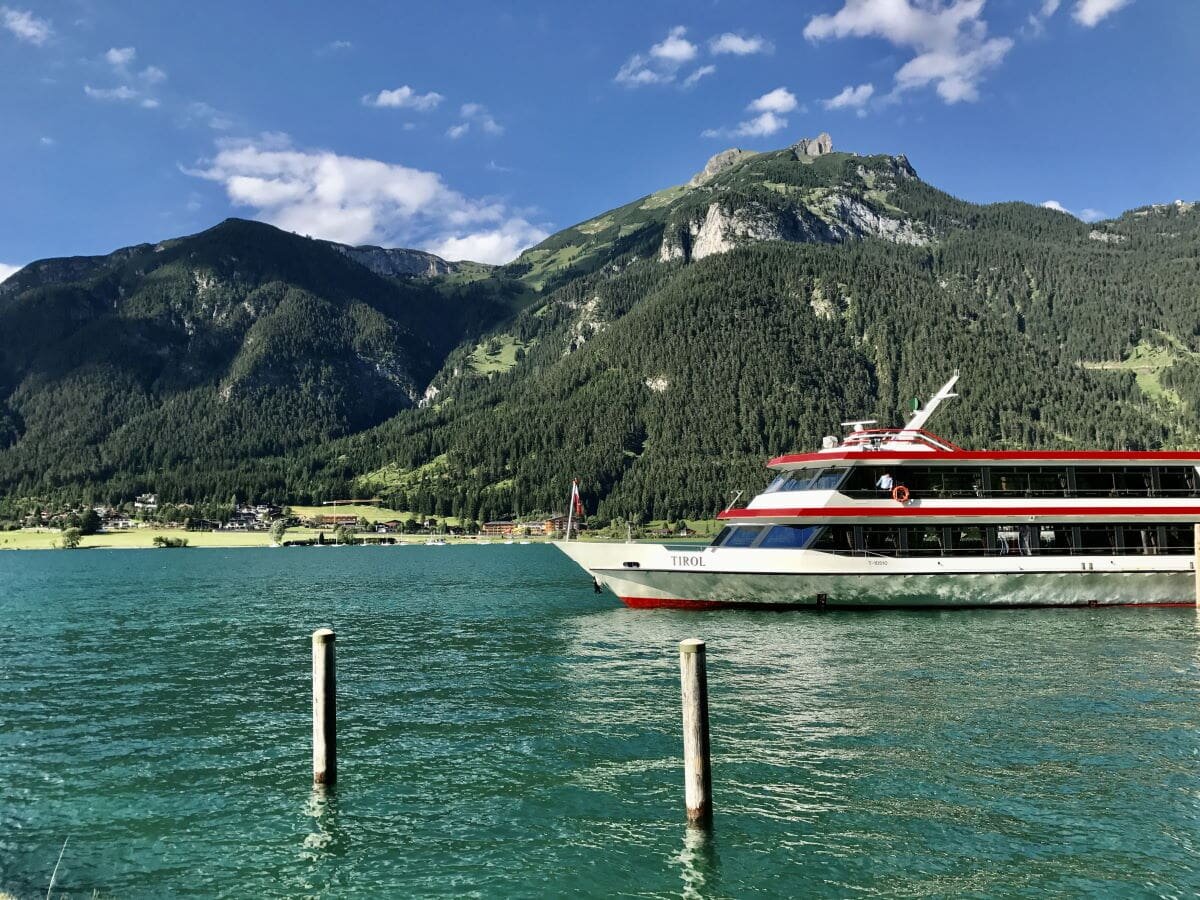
[{"xmin": 0, "ymin": 528, "xmax": 710, "ymax": 551}]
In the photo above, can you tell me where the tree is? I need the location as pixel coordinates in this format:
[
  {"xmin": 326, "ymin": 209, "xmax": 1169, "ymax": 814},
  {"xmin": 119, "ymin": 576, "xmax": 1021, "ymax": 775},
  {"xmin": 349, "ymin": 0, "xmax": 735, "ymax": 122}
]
[
  {"xmin": 269, "ymin": 519, "xmax": 288, "ymax": 545},
  {"xmin": 79, "ymin": 508, "xmax": 102, "ymax": 535},
  {"xmin": 60, "ymin": 527, "xmax": 82, "ymax": 550},
  {"xmin": 333, "ymin": 524, "xmax": 356, "ymax": 545}
]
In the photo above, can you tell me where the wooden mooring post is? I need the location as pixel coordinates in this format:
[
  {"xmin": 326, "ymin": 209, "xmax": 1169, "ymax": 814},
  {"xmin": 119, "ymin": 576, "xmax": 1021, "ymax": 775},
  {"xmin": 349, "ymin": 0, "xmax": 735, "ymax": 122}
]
[
  {"xmin": 312, "ymin": 628, "xmax": 337, "ymax": 786},
  {"xmin": 679, "ymin": 639, "xmax": 713, "ymax": 826}
]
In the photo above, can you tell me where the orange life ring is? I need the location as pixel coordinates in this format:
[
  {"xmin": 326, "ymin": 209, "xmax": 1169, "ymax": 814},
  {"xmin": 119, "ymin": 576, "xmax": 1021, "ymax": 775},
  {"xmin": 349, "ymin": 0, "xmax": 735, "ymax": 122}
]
[{"xmin": 891, "ymin": 485, "xmax": 910, "ymax": 504}]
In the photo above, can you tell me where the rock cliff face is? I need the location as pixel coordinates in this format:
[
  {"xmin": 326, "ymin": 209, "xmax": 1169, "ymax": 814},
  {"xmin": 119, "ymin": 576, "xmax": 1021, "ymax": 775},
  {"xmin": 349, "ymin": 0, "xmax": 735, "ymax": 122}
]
[
  {"xmin": 661, "ymin": 134, "xmax": 927, "ymax": 262},
  {"xmin": 329, "ymin": 243, "xmax": 461, "ymax": 278},
  {"xmin": 688, "ymin": 148, "xmax": 757, "ymax": 187},
  {"xmin": 659, "ymin": 197, "xmax": 928, "ymax": 263},
  {"xmin": 793, "ymin": 132, "xmax": 833, "ymax": 157}
]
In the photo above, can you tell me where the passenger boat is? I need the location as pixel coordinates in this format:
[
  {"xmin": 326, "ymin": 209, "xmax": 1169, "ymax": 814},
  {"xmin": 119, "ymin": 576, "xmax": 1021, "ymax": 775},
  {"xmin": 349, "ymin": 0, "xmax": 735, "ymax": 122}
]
[{"xmin": 554, "ymin": 375, "xmax": 1200, "ymax": 610}]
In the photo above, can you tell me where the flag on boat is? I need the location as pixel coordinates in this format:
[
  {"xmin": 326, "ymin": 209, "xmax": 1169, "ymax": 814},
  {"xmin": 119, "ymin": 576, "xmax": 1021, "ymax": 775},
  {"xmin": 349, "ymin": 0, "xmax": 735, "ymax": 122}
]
[{"xmin": 571, "ymin": 480, "xmax": 584, "ymax": 516}]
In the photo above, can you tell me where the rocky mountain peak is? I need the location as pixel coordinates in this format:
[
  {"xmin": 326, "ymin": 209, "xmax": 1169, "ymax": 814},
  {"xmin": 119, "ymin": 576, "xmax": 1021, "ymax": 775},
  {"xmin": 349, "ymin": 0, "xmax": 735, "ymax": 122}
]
[
  {"xmin": 792, "ymin": 132, "xmax": 833, "ymax": 158},
  {"xmin": 688, "ymin": 148, "xmax": 757, "ymax": 187}
]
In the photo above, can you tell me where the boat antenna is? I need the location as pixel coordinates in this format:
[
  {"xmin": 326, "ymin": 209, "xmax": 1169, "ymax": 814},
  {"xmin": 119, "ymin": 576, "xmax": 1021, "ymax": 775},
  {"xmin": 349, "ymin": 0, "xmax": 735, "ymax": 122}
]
[{"xmin": 722, "ymin": 490, "xmax": 743, "ymax": 513}]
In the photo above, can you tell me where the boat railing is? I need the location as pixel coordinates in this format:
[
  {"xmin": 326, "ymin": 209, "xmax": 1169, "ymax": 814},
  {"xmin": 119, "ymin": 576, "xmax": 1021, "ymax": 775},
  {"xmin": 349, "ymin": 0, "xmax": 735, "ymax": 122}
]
[{"xmin": 838, "ymin": 428, "xmax": 964, "ymax": 453}]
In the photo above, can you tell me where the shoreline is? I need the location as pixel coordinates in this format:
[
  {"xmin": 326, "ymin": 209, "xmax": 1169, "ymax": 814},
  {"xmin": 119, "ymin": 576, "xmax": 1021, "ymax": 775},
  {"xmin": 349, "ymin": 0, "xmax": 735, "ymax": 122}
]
[{"xmin": 0, "ymin": 528, "xmax": 707, "ymax": 551}]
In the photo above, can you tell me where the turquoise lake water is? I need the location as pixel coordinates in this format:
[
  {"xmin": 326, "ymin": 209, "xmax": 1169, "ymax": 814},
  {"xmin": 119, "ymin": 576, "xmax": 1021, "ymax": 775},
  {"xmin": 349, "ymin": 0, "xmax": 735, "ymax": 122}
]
[{"xmin": 3, "ymin": 544, "xmax": 1200, "ymax": 897}]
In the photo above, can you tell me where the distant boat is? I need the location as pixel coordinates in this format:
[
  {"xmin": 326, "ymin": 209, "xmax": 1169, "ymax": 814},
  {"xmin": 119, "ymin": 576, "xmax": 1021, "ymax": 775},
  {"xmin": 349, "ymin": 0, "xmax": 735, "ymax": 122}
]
[
  {"xmin": 503, "ymin": 539, "xmax": 515, "ymax": 545},
  {"xmin": 519, "ymin": 540, "xmax": 532, "ymax": 545},
  {"xmin": 425, "ymin": 538, "xmax": 448, "ymax": 546}
]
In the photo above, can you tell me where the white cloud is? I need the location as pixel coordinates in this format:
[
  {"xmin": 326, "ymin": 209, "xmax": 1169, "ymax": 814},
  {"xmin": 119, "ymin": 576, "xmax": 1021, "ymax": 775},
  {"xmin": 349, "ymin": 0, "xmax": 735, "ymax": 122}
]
[
  {"xmin": 0, "ymin": 262, "xmax": 21, "ymax": 283},
  {"xmin": 709, "ymin": 32, "xmax": 770, "ymax": 55},
  {"xmin": 140, "ymin": 65, "xmax": 166, "ymax": 84},
  {"xmin": 140, "ymin": 97, "xmax": 159, "ymax": 109},
  {"xmin": 186, "ymin": 134, "xmax": 545, "ymax": 263},
  {"xmin": 322, "ymin": 39, "xmax": 352, "ymax": 53},
  {"xmin": 805, "ymin": 0, "xmax": 1013, "ymax": 104},
  {"xmin": 105, "ymin": 46, "xmax": 135, "ymax": 67},
  {"xmin": 1040, "ymin": 199, "xmax": 1102, "ymax": 221},
  {"xmin": 459, "ymin": 102, "xmax": 503, "ymax": 135},
  {"xmin": 1024, "ymin": 0, "xmax": 1061, "ymax": 35},
  {"xmin": 1, "ymin": 6, "xmax": 52, "ymax": 45},
  {"xmin": 187, "ymin": 101, "xmax": 233, "ymax": 130},
  {"xmin": 749, "ymin": 87, "xmax": 798, "ymax": 114},
  {"xmin": 39, "ymin": 135, "xmax": 54, "ymax": 146},
  {"xmin": 736, "ymin": 111, "xmax": 788, "ymax": 137},
  {"xmin": 84, "ymin": 84, "xmax": 139, "ymax": 101},
  {"xmin": 616, "ymin": 26, "xmax": 699, "ymax": 86},
  {"xmin": 446, "ymin": 123, "xmax": 470, "ymax": 139},
  {"xmin": 1073, "ymin": 0, "xmax": 1132, "ymax": 26},
  {"xmin": 824, "ymin": 82, "xmax": 875, "ymax": 110},
  {"xmin": 362, "ymin": 85, "xmax": 444, "ymax": 111},
  {"xmin": 427, "ymin": 219, "xmax": 549, "ymax": 265},
  {"xmin": 650, "ymin": 25, "xmax": 697, "ymax": 63},
  {"xmin": 682, "ymin": 64, "xmax": 716, "ymax": 88},
  {"xmin": 704, "ymin": 87, "xmax": 801, "ymax": 139}
]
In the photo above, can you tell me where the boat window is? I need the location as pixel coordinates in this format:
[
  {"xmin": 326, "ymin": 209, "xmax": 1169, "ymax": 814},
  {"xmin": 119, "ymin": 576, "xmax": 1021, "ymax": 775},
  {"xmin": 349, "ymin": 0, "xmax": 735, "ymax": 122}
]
[
  {"xmin": 991, "ymin": 467, "xmax": 1069, "ymax": 496},
  {"xmin": 840, "ymin": 466, "xmax": 888, "ymax": 495},
  {"xmin": 1161, "ymin": 524, "xmax": 1193, "ymax": 552},
  {"xmin": 896, "ymin": 467, "xmax": 984, "ymax": 499},
  {"xmin": 1077, "ymin": 524, "xmax": 1118, "ymax": 555},
  {"xmin": 1037, "ymin": 525, "xmax": 1074, "ymax": 555},
  {"xmin": 947, "ymin": 525, "xmax": 987, "ymax": 555},
  {"xmin": 1073, "ymin": 467, "xmax": 1153, "ymax": 497},
  {"xmin": 810, "ymin": 526, "xmax": 855, "ymax": 554},
  {"xmin": 722, "ymin": 526, "xmax": 765, "ymax": 548},
  {"xmin": 1118, "ymin": 525, "xmax": 1159, "ymax": 555},
  {"xmin": 811, "ymin": 467, "xmax": 849, "ymax": 491},
  {"xmin": 903, "ymin": 525, "xmax": 944, "ymax": 556},
  {"xmin": 995, "ymin": 524, "xmax": 1038, "ymax": 556},
  {"xmin": 765, "ymin": 469, "xmax": 825, "ymax": 493},
  {"xmin": 861, "ymin": 526, "xmax": 902, "ymax": 556},
  {"xmin": 758, "ymin": 525, "xmax": 820, "ymax": 549},
  {"xmin": 1158, "ymin": 467, "xmax": 1200, "ymax": 496},
  {"xmin": 709, "ymin": 526, "xmax": 733, "ymax": 547}
]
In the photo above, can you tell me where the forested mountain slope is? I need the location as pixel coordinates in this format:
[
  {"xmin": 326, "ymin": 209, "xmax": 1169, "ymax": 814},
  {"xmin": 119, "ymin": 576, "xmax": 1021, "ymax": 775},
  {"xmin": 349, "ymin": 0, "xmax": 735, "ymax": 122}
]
[
  {"xmin": 0, "ymin": 219, "xmax": 528, "ymax": 500},
  {"xmin": 1, "ymin": 136, "xmax": 1198, "ymax": 520}
]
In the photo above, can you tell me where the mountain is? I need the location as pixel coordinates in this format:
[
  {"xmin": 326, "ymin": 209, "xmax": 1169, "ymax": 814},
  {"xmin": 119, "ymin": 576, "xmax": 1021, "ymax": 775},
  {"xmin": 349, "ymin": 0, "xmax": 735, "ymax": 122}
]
[
  {"xmin": 2, "ymin": 135, "xmax": 1199, "ymax": 519},
  {"xmin": 0, "ymin": 218, "xmax": 530, "ymax": 502}
]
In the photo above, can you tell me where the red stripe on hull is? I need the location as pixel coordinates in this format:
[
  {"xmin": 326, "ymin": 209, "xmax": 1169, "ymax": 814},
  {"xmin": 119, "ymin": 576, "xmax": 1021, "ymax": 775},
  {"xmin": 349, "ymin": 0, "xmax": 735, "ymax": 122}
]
[
  {"xmin": 718, "ymin": 504, "xmax": 1200, "ymax": 520},
  {"xmin": 768, "ymin": 450, "xmax": 1200, "ymax": 466},
  {"xmin": 619, "ymin": 596, "xmax": 1198, "ymax": 612}
]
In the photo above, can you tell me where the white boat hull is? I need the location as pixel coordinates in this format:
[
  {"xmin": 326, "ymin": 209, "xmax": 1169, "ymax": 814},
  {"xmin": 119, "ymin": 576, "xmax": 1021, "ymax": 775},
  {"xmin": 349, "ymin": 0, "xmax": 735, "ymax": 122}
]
[{"xmin": 552, "ymin": 541, "xmax": 1197, "ymax": 610}]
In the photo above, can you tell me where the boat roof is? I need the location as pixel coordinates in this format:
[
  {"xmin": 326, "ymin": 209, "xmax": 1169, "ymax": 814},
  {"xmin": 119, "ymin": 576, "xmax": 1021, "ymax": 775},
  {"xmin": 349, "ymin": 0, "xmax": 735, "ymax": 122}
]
[
  {"xmin": 770, "ymin": 373, "xmax": 1200, "ymax": 470},
  {"xmin": 769, "ymin": 438, "xmax": 1200, "ymax": 470}
]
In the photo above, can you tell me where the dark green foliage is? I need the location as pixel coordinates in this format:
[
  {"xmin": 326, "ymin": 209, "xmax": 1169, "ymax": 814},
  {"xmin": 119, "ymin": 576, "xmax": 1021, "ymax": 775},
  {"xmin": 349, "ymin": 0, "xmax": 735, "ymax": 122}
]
[{"xmin": 2, "ymin": 153, "xmax": 1199, "ymax": 521}]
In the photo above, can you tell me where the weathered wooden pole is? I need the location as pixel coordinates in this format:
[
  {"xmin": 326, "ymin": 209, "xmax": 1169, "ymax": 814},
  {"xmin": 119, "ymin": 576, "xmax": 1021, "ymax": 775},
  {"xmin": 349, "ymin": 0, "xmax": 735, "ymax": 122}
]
[
  {"xmin": 312, "ymin": 628, "xmax": 336, "ymax": 786},
  {"xmin": 679, "ymin": 638, "xmax": 712, "ymax": 826},
  {"xmin": 1194, "ymin": 524, "xmax": 1200, "ymax": 607}
]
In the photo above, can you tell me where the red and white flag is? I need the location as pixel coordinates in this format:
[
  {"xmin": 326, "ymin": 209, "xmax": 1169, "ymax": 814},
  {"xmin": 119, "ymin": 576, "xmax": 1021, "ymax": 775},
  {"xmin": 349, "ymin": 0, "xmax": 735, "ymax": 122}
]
[{"xmin": 570, "ymin": 480, "xmax": 584, "ymax": 516}]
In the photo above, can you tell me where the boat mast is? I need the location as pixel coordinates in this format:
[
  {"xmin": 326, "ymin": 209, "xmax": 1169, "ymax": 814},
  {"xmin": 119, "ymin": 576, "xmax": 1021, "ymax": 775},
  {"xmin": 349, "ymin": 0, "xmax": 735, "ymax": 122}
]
[{"xmin": 893, "ymin": 372, "xmax": 959, "ymax": 442}]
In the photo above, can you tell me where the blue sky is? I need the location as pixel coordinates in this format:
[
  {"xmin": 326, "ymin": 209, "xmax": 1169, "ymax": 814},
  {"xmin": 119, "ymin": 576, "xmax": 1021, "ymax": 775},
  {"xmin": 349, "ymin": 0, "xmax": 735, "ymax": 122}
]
[{"xmin": 0, "ymin": 0, "xmax": 1194, "ymax": 275}]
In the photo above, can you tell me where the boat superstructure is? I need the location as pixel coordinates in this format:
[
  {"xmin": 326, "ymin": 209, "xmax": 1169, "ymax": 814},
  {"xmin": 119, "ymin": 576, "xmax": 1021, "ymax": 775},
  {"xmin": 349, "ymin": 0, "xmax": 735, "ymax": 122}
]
[{"xmin": 554, "ymin": 375, "xmax": 1200, "ymax": 609}]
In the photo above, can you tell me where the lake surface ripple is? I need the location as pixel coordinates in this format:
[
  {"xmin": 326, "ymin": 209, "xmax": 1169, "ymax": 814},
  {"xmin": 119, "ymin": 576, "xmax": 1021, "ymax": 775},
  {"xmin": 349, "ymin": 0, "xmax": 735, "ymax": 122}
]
[{"xmin": 2, "ymin": 546, "xmax": 1199, "ymax": 897}]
